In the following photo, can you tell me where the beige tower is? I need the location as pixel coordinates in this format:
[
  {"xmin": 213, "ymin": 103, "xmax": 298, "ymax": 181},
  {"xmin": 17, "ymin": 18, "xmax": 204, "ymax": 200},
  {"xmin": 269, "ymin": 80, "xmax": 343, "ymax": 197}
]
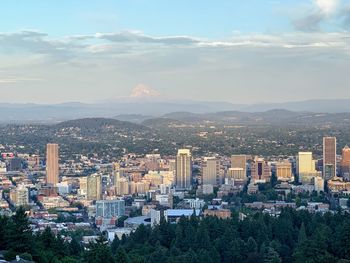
[
  {"xmin": 87, "ymin": 174, "xmax": 102, "ymax": 200},
  {"xmin": 202, "ymin": 157, "xmax": 220, "ymax": 186},
  {"xmin": 46, "ymin": 143, "xmax": 59, "ymax": 186},
  {"xmin": 175, "ymin": 149, "xmax": 192, "ymax": 190}
]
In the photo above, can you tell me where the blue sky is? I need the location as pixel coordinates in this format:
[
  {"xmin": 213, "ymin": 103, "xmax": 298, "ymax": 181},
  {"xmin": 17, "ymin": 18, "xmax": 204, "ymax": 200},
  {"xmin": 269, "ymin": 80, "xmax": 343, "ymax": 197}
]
[
  {"xmin": 0, "ymin": 0, "xmax": 298, "ymax": 37},
  {"xmin": 1, "ymin": 0, "xmax": 350, "ymax": 103}
]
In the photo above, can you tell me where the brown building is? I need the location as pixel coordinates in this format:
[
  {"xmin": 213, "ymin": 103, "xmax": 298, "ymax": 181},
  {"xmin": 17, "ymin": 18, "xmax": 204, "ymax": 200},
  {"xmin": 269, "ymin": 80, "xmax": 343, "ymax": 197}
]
[
  {"xmin": 328, "ymin": 177, "xmax": 350, "ymax": 192},
  {"xmin": 276, "ymin": 160, "xmax": 293, "ymax": 181},
  {"xmin": 203, "ymin": 209, "xmax": 231, "ymax": 219},
  {"xmin": 251, "ymin": 158, "xmax": 271, "ymax": 183},
  {"xmin": 202, "ymin": 157, "xmax": 220, "ymax": 186},
  {"xmin": 46, "ymin": 143, "xmax": 59, "ymax": 186},
  {"xmin": 231, "ymin": 155, "xmax": 247, "ymax": 176},
  {"xmin": 323, "ymin": 137, "xmax": 337, "ymax": 180},
  {"xmin": 341, "ymin": 145, "xmax": 350, "ymax": 179}
]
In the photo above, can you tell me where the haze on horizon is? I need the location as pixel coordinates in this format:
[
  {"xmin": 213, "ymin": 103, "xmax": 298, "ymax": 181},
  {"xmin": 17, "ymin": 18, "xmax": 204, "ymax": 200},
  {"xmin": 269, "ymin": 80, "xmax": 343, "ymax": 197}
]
[{"xmin": 1, "ymin": 0, "xmax": 350, "ymax": 104}]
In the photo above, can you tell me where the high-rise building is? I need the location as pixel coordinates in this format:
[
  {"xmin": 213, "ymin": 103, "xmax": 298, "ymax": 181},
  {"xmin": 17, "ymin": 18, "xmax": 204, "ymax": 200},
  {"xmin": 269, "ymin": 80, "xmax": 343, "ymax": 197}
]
[
  {"xmin": 313, "ymin": 176, "xmax": 324, "ymax": 193},
  {"xmin": 323, "ymin": 137, "xmax": 337, "ymax": 180},
  {"xmin": 10, "ymin": 185, "xmax": 29, "ymax": 206},
  {"xmin": 231, "ymin": 155, "xmax": 247, "ymax": 176},
  {"xmin": 297, "ymin": 152, "xmax": 318, "ymax": 184},
  {"xmin": 96, "ymin": 199, "xmax": 125, "ymax": 218},
  {"xmin": 78, "ymin": 177, "xmax": 88, "ymax": 196},
  {"xmin": 115, "ymin": 177, "xmax": 130, "ymax": 195},
  {"xmin": 228, "ymin": 154, "xmax": 247, "ymax": 186},
  {"xmin": 87, "ymin": 173, "xmax": 102, "ymax": 200},
  {"xmin": 276, "ymin": 160, "xmax": 293, "ymax": 181},
  {"xmin": 341, "ymin": 145, "xmax": 350, "ymax": 179},
  {"xmin": 175, "ymin": 149, "xmax": 192, "ymax": 190},
  {"xmin": 251, "ymin": 158, "xmax": 271, "ymax": 183},
  {"xmin": 202, "ymin": 157, "xmax": 220, "ymax": 186},
  {"xmin": 46, "ymin": 143, "xmax": 59, "ymax": 186}
]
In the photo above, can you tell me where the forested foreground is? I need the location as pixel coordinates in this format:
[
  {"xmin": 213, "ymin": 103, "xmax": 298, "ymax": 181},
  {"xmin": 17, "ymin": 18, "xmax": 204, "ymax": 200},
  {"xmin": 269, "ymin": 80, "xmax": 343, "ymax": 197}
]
[{"xmin": 1, "ymin": 208, "xmax": 350, "ymax": 263}]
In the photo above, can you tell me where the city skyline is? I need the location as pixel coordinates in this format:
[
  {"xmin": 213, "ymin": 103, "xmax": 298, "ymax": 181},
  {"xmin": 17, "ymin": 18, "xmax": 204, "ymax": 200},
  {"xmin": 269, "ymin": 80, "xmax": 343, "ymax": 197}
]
[{"xmin": 1, "ymin": 0, "xmax": 350, "ymax": 104}]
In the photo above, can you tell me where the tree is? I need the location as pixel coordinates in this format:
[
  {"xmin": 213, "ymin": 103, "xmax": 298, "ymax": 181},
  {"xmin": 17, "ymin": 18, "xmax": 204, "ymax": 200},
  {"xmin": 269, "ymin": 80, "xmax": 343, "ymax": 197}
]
[
  {"xmin": 6, "ymin": 207, "xmax": 33, "ymax": 255},
  {"xmin": 115, "ymin": 247, "xmax": 129, "ymax": 263},
  {"xmin": 85, "ymin": 235, "xmax": 115, "ymax": 263},
  {"xmin": 264, "ymin": 247, "xmax": 281, "ymax": 263}
]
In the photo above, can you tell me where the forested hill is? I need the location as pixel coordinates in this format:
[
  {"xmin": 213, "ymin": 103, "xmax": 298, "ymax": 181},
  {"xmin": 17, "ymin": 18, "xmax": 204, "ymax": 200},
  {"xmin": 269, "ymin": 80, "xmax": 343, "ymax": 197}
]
[
  {"xmin": 1, "ymin": 207, "xmax": 350, "ymax": 262},
  {"xmin": 55, "ymin": 118, "xmax": 147, "ymax": 132}
]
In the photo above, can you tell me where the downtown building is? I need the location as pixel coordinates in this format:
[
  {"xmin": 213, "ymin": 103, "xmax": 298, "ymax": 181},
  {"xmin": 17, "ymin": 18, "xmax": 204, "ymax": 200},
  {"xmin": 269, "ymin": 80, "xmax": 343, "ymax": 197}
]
[
  {"xmin": 323, "ymin": 137, "xmax": 337, "ymax": 180},
  {"xmin": 175, "ymin": 149, "xmax": 192, "ymax": 190},
  {"xmin": 340, "ymin": 145, "xmax": 350, "ymax": 180},
  {"xmin": 251, "ymin": 158, "xmax": 271, "ymax": 183},
  {"xmin": 46, "ymin": 143, "xmax": 59, "ymax": 186},
  {"xmin": 297, "ymin": 152, "xmax": 320, "ymax": 184},
  {"xmin": 201, "ymin": 157, "xmax": 220, "ymax": 186},
  {"xmin": 229, "ymin": 155, "xmax": 247, "ymax": 186}
]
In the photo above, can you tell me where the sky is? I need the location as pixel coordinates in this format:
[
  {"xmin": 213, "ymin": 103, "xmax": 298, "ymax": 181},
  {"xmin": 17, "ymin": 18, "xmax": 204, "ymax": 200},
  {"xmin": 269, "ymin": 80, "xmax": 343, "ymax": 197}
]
[{"xmin": 1, "ymin": 0, "xmax": 350, "ymax": 104}]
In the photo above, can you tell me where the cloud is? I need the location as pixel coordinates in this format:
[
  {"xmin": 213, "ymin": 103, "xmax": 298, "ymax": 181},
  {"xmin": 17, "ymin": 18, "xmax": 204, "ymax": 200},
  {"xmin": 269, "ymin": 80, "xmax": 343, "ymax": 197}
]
[
  {"xmin": 0, "ymin": 77, "xmax": 44, "ymax": 84},
  {"xmin": 340, "ymin": 5, "xmax": 350, "ymax": 29},
  {"xmin": 1, "ymin": 29, "xmax": 350, "ymax": 103},
  {"xmin": 293, "ymin": 0, "xmax": 339, "ymax": 31},
  {"xmin": 315, "ymin": 0, "xmax": 339, "ymax": 15},
  {"xmin": 292, "ymin": 0, "xmax": 350, "ymax": 31},
  {"xmin": 95, "ymin": 31, "xmax": 200, "ymax": 45},
  {"xmin": 0, "ymin": 30, "xmax": 83, "ymax": 62}
]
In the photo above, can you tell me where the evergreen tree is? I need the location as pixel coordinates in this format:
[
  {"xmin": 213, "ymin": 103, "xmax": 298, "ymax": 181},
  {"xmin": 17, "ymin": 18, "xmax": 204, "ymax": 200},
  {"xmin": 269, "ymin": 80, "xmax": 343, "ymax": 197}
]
[
  {"xmin": 264, "ymin": 247, "xmax": 281, "ymax": 263},
  {"xmin": 115, "ymin": 247, "xmax": 129, "ymax": 263}
]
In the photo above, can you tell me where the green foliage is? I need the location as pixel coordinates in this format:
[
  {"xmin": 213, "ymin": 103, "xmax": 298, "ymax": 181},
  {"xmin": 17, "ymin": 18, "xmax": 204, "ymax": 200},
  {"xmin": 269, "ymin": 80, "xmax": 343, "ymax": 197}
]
[{"xmin": 2, "ymin": 206, "xmax": 350, "ymax": 262}]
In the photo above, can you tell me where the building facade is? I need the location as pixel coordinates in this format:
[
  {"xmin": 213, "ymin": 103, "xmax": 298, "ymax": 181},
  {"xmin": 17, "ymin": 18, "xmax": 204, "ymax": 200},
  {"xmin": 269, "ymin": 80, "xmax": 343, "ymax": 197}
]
[
  {"xmin": 202, "ymin": 157, "xmax": 220, "ymax": 186},
  {"xmin": 175, "ymin": 149, "xmax": 192, "ymax": 190},
  {"xmin": 46, "ymin": 143, "xmax": 59, "ymax": 186},
  {"xmin": 323, "ymin": 137, "xmax": 337, "ymax": 180}
]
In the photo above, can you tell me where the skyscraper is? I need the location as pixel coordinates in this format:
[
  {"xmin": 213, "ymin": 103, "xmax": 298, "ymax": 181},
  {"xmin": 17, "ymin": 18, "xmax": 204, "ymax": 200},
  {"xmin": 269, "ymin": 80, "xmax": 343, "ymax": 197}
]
[
  {"xmin": 297, "ymin": 152, "xmax": 318, "ymax": 184},
  {"xmin": 276, "ymin": 160, "xmax": 293, "ymax": 181},
  {"xmin": 46, "ymin": 143, "xmax": 59, "ymax": 186},
  {"xmin": 231, "ymin": 155, "xmax": 247, "ymax": 176},
  {"xmin": 202, "ymin": 157, "xmax": 219, "ymax": 186},
  {"xmin": 341, "ymin": 145, "xmax": 350, "ymax": 179},
  {"xmin": 323, "ymin": 137, "xmax": 337, "ymax": 180},
  {"xmin": 251, "ymin": 158, "xmax": 271, "ymax": 183},
  {"xmin": 87, "ymin": 173, "xmax": 102, "ymax": 200},
  {"xmin": 175, "ymin": 149, "xmax": 192, "ymax": 190}
]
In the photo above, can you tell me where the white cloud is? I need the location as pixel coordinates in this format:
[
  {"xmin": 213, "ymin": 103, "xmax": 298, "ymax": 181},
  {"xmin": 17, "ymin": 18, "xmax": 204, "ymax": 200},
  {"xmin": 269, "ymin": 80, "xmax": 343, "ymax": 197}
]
[
  {"xmin": 1, "ymin": 30, "xmax": 350, "ymax": 103},
  {"xmin": 315, "ymin": 0, "xmax": 339, "ymax": 15}
]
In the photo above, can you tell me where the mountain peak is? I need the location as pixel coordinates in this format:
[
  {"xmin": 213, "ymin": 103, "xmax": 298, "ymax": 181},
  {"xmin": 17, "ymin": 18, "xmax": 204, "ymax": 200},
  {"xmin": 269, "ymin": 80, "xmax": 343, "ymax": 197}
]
[{"xmin": 130, "ymin": 84, "xmax": 161, "ymax": 98}]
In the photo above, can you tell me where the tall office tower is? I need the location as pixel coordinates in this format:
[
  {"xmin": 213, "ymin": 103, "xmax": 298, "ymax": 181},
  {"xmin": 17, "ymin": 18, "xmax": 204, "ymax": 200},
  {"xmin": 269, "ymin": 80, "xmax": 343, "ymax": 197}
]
[
  {"xmin": 96, "ymin": 199, "xmax": 125, "ymax": 219},
  {"xmin": 276, "ymin": 160, "xmax": 293, "ymax": 181},
  {"xmin": 15, "ymin": 185, "xmax": 29, "ymax": 206},
  {"xmin": 175, "ymin": 149, "xmax": 192, "ymax": 190},
  {"xmin": 78, "ymin": 177, "xmax": 88, "ymax": 196},
  {"xmin": 115, "ymin": 177, "xmax": 130, "ymax": 195},
  {"xmin": 46, "ymin": 143, "xmax": 59, "ymax": 186},
  {"xmin": 341, "ymin": 145, "xmax": 350, "ymax": 179},
  {"xmin": 87, "ymin": 173, "xmax": 102, "ymax": 200},
  {"xmin": 228, "ymin": 154, "xmax": 247, "ymax": 186},
  {"xmin": 251, "ymin": 158, "xmax": 271, "ymax": 183},
  {"xmin": 231, "ymin": 155, "xmax": 247, "ymax": 176},
  {"xmin": 323, "ymin": 137, "xmax": 337, "ymax": 180},
  {"xmin": 297, "ymin": 152, "xmax": 318, "ymax": 184},
  {"xmin": 202, "ymin": 157, "xmax": 220, "ymax": 186},
  {"xmin": 113, "ymin": 163, "xmax": 121, "ymax": 185}
]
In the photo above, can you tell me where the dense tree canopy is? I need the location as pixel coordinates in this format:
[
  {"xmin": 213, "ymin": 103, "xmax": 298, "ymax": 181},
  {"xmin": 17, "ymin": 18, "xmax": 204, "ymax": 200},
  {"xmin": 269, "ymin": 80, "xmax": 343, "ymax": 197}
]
[{"xmin": 1, "ymin": 207, "xmax": 350, "ymax": 262}]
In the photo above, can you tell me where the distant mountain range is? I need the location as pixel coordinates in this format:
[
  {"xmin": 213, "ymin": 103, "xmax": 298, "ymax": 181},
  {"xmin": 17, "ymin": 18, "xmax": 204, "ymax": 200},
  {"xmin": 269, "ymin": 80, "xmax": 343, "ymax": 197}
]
[{"xmin": 2, "ymin": 98, "xmax": 350, "ymax": 123}]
